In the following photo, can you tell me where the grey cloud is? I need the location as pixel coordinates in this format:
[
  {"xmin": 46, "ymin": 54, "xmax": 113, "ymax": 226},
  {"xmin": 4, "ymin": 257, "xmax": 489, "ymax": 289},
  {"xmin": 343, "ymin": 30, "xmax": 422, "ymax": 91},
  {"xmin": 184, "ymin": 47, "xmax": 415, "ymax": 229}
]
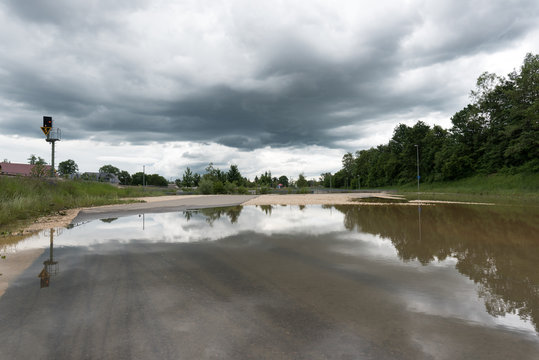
[
  {"xmin": 0, "ymin": 0, "xmax": 537, "ymax": 152},
  {"xmin": 3, "ymin": 0, "xmax": 147, "ymax": 31}
]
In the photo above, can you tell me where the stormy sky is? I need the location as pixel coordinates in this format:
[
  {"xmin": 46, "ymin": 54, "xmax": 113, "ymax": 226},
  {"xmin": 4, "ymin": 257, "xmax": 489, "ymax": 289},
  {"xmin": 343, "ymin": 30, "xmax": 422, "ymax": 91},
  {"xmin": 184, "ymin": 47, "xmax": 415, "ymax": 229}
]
[{"xmin": 1, "ymin": 0, "xmax": 537, "ymax": 179}]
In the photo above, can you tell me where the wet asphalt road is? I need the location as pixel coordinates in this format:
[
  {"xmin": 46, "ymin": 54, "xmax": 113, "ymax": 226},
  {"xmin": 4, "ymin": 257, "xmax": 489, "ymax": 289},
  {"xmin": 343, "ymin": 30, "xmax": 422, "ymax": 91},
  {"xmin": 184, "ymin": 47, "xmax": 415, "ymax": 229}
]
[{"xmin": 1, "ymin": 228, "xmax": 538, "ymax": 360}]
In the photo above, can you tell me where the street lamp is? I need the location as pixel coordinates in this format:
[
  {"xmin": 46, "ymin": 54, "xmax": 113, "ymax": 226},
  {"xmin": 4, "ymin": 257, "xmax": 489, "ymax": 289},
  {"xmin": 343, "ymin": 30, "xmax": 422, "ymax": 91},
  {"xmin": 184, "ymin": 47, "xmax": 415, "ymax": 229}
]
[
  {"xmin": 143, "ymin": 165, "xmax": 146, "ymax": 190},
  {"xmin": 414, "ymin": 144, "xmax": 420, "ymax": 200}
]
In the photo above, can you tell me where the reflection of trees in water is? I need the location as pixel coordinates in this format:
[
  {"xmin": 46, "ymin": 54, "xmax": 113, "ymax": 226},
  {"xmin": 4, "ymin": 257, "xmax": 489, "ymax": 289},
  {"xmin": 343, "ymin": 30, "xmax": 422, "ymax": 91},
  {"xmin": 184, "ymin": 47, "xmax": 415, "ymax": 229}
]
[
  {"xmin": 187, "ymin": 206, "xmax": 243, "ymax": 225},
  {"xmin": 333, "ymin": 204, "xmax": 539, "ymax": 332},
  {"xmin": 184, "ymin": 211, "xmax": 194, "ymax": 221},
  {"xmin": 258, "ymin": 205, "xmax": 273, "ymax": 215},
  {"xmin": 100, "ymin": 218, "xmax": 118, "ymax": 223}
]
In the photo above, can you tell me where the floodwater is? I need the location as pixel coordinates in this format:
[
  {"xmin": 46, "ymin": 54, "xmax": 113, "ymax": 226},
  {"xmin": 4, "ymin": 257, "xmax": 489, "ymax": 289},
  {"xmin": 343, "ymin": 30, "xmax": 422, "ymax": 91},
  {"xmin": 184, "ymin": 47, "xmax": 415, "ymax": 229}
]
[{"xmin": 0, "ymin": 204, "xmax": 538, "ymax": 359}]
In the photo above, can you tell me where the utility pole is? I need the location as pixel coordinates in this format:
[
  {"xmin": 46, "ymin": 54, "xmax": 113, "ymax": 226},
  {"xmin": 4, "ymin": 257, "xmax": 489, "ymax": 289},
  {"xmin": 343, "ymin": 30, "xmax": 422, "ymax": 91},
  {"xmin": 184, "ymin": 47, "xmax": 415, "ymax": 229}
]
[{"xmin": 415, "ymin": 144, "xmax": 420, "ymax": 200}]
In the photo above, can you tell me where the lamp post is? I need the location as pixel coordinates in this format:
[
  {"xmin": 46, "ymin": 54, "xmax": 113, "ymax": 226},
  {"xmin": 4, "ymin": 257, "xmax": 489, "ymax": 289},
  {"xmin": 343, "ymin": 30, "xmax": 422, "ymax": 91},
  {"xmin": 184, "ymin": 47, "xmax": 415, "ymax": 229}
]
[
  {"xmin": 414, "ymin": 144, "xmax": 420, "ymax": 200},
  {"xmin": 143, "ymin": 165, "xmax": 146, "ymax": 190}
]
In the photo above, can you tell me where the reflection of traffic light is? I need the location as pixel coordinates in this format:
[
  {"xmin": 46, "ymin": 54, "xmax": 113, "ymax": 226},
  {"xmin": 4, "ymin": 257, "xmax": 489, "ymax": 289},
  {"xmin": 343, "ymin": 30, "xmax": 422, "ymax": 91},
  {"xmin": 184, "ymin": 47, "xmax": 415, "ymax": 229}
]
[{"xmin": 43, "ymin": 116, "xmax": 52, "ymax": 127}]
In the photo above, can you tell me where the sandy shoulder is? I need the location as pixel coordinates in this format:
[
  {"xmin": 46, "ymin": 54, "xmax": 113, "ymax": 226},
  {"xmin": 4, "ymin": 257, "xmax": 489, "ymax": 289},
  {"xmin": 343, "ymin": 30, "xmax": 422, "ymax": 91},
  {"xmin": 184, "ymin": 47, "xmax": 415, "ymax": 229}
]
[
  {"xmin": 130, "ymin": 194, "xmax": 204, "ymax": 203},
  {"xmin": 242, "ymin": 193, "xmax": 493, "ymax": 206},
  {"xmin": 242, "ymin": 193, "xmax": 407, "ymax": 206},
  {"xmin": 22, "ymin": 208, "xmax": 82, "ymax": 234}
]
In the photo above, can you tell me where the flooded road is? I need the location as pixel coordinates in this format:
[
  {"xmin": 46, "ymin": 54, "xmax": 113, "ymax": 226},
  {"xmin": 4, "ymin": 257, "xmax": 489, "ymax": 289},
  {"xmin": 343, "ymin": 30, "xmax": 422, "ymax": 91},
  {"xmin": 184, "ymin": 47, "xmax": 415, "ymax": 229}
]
[{"xmin": 0, "ymin": 204, "xmax": 538, "ymax": 359}]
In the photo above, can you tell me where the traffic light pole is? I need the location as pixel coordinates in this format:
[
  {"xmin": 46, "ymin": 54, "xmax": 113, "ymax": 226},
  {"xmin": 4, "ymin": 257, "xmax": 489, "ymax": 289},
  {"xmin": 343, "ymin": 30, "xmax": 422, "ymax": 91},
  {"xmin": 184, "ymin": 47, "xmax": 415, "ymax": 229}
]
[
  {"xmin": 51, "ymin": 140, "xmax": 56, "ymax": 177},
  {"xmin": 42, "ymin": 116, "xmax": 60, "ymax": 177}
]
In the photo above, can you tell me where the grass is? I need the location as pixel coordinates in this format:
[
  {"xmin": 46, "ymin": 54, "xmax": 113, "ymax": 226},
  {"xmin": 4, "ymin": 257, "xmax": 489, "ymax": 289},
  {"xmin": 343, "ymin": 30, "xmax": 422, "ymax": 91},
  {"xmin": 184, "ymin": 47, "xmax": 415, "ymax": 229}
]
[
  {"xmin": 0, "ymin": 176, "xmax": 171, "ymax": 233},
  {"xmin": 394, "ymin": 173, "xmax": 539, "ymax": 205}
]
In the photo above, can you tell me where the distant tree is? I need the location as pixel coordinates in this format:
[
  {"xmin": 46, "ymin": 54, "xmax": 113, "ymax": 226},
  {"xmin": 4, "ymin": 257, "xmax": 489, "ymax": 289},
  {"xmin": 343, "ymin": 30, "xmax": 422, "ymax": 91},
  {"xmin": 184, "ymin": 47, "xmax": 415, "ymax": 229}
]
[
  {"xmin": 118, "ymin": 170, "xmax": 132, "ymax": 185},
  {"xmin": 342, "ymin": 152, "xmax": 355, "ymax": 178},
  {"xmin": 278, "ymin": 175, "xmax": 289, "ymax": 187},
  {"xmin": 296, "ymin": 173, "xmax": 308, "ymax": 188},
  {"xmin": 203, "ymin": 163, "xmax": 218, "ymax": 181},
  {"xmin": 131, "ymin": 172, "xmax": 144, "ymax": 185},
  {"xmin": 320, "ymin": 173, "xmax": 332, "ymax": 188},
  {"xmin": 259, "ymin": 171, "xmax": 272, "ymax": 186},
  {"xmin": 226, "ymin": 164, "xmax": 242, "ymax": 184},
  {"xmin": 99, "ymin": 164, "xmax": 120, "ymax": 175},
  {"xmin": 146, "ymin": 174, "xmax": 168, "ymax": 187},
  {"xmin": 81, "ymin": 172, "xmax": 98, "ymax": 181},
  {"xmin": 28, "ymin": 154, "xmax": 47, "ymax": 165},
  {"xmin": 28, "ymin": 154, "xmax": 37, "ymax": 165},
  {"xmin": 181, "ymin": 167, "xmax": 195, "ymax": 187},
  {"xmin": 58, "ymin": 159, "xmax": 78, "ymax": 176},
  {"xmin": 193, "ymin": 173, "xmax": 201, "ymax": 187}
]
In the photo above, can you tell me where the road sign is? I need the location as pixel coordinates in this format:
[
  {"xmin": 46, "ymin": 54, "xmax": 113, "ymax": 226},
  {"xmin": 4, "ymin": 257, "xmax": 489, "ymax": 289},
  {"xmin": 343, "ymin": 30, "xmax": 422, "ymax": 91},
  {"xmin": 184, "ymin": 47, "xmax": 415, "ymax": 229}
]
[{"xmin": 41, "ymin": 126, "xmax": 51, "ymax": 135}]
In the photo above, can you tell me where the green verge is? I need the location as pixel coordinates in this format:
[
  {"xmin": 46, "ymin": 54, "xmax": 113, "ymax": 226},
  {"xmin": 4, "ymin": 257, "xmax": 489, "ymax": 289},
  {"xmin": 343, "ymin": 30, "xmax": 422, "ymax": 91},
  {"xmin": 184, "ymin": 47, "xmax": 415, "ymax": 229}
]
[
  {"xmin": 393, "ymin": 173, "xmax": 539, "ymax": 205},
  {"xmin": 0, "ymin": 176, "xmax": 171, "ymax": 233}
]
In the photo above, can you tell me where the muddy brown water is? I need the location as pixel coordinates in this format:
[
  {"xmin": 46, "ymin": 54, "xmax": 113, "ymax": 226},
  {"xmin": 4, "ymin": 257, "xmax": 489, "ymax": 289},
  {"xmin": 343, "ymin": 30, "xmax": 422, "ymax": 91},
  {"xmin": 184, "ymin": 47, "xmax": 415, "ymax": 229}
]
[{"xmin": 0, "ymin": 204, "xmax": 538, "ymax": 359}]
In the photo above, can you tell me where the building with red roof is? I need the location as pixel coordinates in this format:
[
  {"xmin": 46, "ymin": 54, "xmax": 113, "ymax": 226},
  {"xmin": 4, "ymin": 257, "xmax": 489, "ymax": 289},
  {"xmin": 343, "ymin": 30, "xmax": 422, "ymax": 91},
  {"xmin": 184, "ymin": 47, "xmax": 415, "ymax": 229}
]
[{"xmin": 0, "ymin": 162, "xmax": 53, "ymax": 177}]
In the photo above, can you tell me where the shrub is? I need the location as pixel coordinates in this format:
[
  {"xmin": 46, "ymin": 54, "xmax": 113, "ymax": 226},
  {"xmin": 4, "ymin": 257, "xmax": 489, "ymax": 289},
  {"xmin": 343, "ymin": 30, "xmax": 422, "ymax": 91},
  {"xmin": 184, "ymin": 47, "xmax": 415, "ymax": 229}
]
[
  {"xmin": 213, "ymin": 181, "xmax": 225, "ymax": 194},
  {"xmin": 224, "ymin": 181, "xmax": 236, "ymax": 194},
  {"xmin": 198, "ymin": 179, "xmax": 214, "ymax": 194},
  {"xmin": 236, "ymin": 186, "xmax": 249, "ymax": 195}
]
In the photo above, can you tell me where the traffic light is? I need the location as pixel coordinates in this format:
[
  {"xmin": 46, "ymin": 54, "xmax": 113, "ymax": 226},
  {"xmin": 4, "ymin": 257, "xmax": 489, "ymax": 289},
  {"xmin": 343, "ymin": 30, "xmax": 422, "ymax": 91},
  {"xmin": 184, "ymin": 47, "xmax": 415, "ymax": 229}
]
[{"xmin": 43, "ymin": 116, "xmax": 52, "ymax": 128}]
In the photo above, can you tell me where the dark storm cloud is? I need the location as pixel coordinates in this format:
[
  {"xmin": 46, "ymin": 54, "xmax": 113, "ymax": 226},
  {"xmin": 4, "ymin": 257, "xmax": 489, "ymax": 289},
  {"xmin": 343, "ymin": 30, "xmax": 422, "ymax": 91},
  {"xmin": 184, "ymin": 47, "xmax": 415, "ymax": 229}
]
[
  {"xmin": 3, "ymin": 0, "xmax": 147, "ymax": 30},
  {"xmin": 0, "ymin": 0, "xmax": 537, "ymax": 150}
]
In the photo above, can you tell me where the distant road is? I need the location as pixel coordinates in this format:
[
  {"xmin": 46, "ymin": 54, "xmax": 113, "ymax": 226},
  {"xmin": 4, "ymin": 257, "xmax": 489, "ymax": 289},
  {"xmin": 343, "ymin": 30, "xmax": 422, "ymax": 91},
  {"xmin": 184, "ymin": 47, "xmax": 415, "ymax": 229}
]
[{"xmin": 73, "ymin": 195, "xmax": 257, "ymax": 223}]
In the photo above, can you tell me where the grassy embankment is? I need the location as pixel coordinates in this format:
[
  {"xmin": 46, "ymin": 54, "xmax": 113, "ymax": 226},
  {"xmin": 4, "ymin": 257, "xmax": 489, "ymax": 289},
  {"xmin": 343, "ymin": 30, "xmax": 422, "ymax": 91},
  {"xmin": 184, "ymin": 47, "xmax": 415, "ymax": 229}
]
[
  {"xmin": 0, "ymin": 176, "xmax": 171, "ymax": 233},
  {"xmin": 394, "ymin": 172, "xmax": 539, "ymax": 205}
]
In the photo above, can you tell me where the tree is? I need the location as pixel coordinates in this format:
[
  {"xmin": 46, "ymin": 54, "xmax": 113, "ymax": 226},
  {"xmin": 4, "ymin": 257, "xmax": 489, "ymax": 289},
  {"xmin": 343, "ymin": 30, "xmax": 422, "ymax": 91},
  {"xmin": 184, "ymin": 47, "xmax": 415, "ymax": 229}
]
[
  {"xmin": 259, "ymin": 171, "xmax": 272, "ymax": 186},
  {"xmin": 278, "ymin": 175, "xmax": 289, "ymax": 187},
  {"xmin": 118, "ymin": 170, "xmax": 132, "ymax": 185},
  {"xmin": 320, "ymin": 173, "xmax": 332, "ymax": 188},
  {"xmin": 342, "ymin": 152, "xmax": 355, "ymax": 178},
  {"xmin": 131, "ymin": 172, "xmax": 144, "ymax": 185},
  {"xmin": 28, "ymin": 154, "xmax": 46, "ymax": 165},
  {"xmin": 296, "ymin": 173, "xmax": 308, "ymax": 188},
  {"xmin": 193, "ymin": 173, "xmax": 201, "ymax": 187},
  {"xmin": 181, "ymin": 167, "xmax": 195, "ymax": 187},
  {"xmin": 227, "ymin": 164, "xmax": 242, "ymax": 184},
  {"xmin": 146, "ymin": 174, "xmax": 168, "ymax": 187},
  {"xmin": 99, "ymin": 164, "xmax": 120, "ymax": 175},
  {"xmin": 58, "ymin": 159, "xmax": 78, "ymax": 176}
]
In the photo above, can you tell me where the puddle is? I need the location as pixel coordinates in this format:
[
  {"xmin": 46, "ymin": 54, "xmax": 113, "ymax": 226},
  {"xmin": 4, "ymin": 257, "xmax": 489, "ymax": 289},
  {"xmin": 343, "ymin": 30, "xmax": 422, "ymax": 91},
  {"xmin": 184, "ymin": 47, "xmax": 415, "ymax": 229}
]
[{"xmin": 0, "ymin": 204, "xmax": 538, "ymax": 359}]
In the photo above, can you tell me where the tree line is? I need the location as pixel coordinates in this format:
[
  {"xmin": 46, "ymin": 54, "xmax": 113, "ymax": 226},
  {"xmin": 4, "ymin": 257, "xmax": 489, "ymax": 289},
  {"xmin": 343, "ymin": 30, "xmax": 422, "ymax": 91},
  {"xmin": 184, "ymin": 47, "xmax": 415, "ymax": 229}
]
[
  {"xmin": 34, "ymin": 156, "xmax": 313, "ymax": 192},
  {"xmin": 325, "ymin": 53, "xmax": 538, "ymax": 188},
  {"xmin": 175, "ymin": 163, "xmax": 312, "ymax": 194}
]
